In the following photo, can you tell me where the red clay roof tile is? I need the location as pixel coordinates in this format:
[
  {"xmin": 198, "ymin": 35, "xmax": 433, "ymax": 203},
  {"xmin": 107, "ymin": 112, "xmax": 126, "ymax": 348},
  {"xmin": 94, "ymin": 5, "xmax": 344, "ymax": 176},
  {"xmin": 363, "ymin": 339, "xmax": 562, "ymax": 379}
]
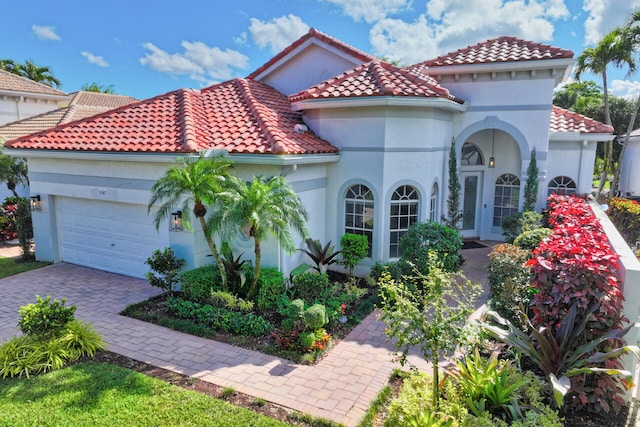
[
  {"xmin": 5, "ymin": 79, "xmax": 337, "ymax": 155},
  {"xmin": 406, "ymin": 36, "xmax": 573, "ymax": 73},
  {"xmin": 550, "ymin": 106, "xmax": 614, "ymax": 134},
  {"xmin": 290, "ymin": 60, "xmax": 463, "ymax": 103}
]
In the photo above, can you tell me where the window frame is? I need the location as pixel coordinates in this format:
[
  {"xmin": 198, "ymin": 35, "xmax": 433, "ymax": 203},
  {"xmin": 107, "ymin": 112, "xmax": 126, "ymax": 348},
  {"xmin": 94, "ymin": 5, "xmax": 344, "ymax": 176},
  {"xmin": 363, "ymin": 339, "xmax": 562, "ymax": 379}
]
[{"xmin": 389, "ymin": 185, "xmax": 420, "ymax": 258}]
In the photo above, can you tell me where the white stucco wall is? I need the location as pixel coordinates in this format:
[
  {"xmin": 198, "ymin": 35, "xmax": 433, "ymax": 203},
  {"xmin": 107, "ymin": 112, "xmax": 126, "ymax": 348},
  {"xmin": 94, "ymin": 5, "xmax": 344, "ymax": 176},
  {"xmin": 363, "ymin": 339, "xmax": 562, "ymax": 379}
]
[
  {"xmin": 0, "ymin": 96, "xmax": 63, "ymax": 126},
  {"xmin": 619, "ymin": 136, "xmax": 640, "ymax": 198},
  {"xmin": 547, "ymin": 139, "xmax": 598, "ymax": 196}
]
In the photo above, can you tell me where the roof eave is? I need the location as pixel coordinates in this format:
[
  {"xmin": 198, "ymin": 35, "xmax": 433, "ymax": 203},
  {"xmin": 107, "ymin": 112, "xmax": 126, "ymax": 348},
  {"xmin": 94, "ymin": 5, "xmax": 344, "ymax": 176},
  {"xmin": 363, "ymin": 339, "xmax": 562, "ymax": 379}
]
[
  {"xmin": 549, "ymin": 132, "xmax": 614, "ymax": 142},
  {"xmin": 292, "ymin": 96, "xmax": 468, "ymax": 112},
  {"xmin": 229, "ymin": 152, "xmax": 341, "ymax": 165},
  {"xmin": 2, "ymin": 149, "xmax": 193, "ymax": 163},
  {"xmin": 0, "ymin": 89, "xmax": 69, "ymax": 102}
]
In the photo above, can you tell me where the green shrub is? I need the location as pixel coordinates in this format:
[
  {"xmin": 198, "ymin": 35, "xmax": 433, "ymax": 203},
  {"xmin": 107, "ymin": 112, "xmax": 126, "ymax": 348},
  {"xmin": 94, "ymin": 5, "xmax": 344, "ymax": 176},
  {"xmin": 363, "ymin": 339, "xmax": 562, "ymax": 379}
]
[
  {"xmin": 255, "ymin": 267, "xmax": 287, "ymax": 312},
  {"xmin": 209, "ymin": 290, "xmax": 253, "ymax": 313},
  {"xmin": 513, "ymin": 228, "xmax": 552, "ymax": 251},
  {"xmin": 296, "ymin": 328, "xmax": 331, "ymax": 353},
  {"xmin": 502, "ymin": 211, "xmax": 543, "ymax": 243},
  {"xmin": 18, "ymin": 295, "xmax": 76, "ymax": 339},
  {"xmin": 292, "ymin": 272, "xmax": 330, "ymax": 304},
  {"xmin": 145, "ymin": 247, "xmax": 185, "ymax": 293},
  {"xmin": 180, "ymin": 265, "xmax": 223, "ymax": 303},
  {"xmin": 487, "ymin": 244, "xmax": 532, "ymax": 329},
  {"xmin": 340, "ymin": 233, "xmax": 369, "ymax": 275},
  {"xmin": 0, "ymin": 335, "xmax": 44, "ymax": 379},
  {"xmin": 399, "ymin": 221, "xmax": 462, "ymax": 273},
  {"xmin": 15, "ymin": 198, "xmax": 33, "ymax": 261},
  {"xmin": 303, "ymin": 304, "xmax": 328, "ymax": 331},
  {"xmin": 59, "ymin": 319, "xmax": 106, "ymax": 359},
  {"xmin": 369, "ymin": 260, "xmax": 411, "ymax": 282}
]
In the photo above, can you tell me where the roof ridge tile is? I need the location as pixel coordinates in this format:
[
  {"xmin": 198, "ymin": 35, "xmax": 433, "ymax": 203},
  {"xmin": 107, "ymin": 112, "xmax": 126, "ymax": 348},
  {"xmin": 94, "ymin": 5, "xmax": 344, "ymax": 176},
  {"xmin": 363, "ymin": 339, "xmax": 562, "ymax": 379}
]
[{"xmin": 177, "ymin": 89, "xmax": 201, "ymax": 152}]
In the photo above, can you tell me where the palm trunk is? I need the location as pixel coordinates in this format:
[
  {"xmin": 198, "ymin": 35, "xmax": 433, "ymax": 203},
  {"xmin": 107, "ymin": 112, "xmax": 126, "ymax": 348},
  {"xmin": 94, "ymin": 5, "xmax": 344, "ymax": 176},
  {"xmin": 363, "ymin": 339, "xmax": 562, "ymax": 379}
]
[
  {"xmin": 198, "ymin": 216, "xmax": 228, "ymax": 291},
  {"xmin": 247, "ymin": 237, "xmax": 261, "ymax": 299},
  {"xmin": 612, "ymin": 94, "xmax": 640, "ymax": 196},
  {"xmin": 432, "ymin": 344, "xmax": 440, "ymax": 410},
  {"xmin": 597, "ymin": 71, "xmax": 613, "ymax": 199}
]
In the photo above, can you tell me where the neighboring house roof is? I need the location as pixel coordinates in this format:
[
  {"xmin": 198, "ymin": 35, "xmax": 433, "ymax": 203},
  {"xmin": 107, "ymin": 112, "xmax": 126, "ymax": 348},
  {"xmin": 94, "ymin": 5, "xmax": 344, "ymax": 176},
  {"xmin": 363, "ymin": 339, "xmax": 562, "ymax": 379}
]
[
  {"xmin": 550, "ymin": 106, "xmax": 614, "ymax": 134},
  {"xmin": 0, "ymin": 91, "xmax": 138, "ymax": 141},
  {"xmin": 247, "ymin": 28, "xmax": 376, "ymax": 80},
  {"xmin": 0, "ymin": 69, "xmax": 67, "ymax": 96},
  {"xmin": 289, "ymin": 60, "xmax": 464, "ymax": 103},
  {"xmin": 5, "ymin": 79, "xmax": 337, "ymax": 155}
]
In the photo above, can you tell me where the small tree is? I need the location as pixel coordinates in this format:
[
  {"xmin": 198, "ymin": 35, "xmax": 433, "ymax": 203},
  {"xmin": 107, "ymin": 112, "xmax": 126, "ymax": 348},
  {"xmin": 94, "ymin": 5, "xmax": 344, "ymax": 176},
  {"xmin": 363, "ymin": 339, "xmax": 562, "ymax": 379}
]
[
  {"xmin": 378, "ymin": 253, "xmax": 480, "ymax": 408},
  {"xmin": 145, "ymin": 247, "xmax": 185, "ymax": 294},
  {"xmin": 523, "ymin": 148, "xmax": 538, "ymax": 212},
  {"xmin": 339, "ymin": 233, "xmax": 368, "ymax": 276},
  {"xmin": 15, "ymin": 198, "xmax": 33, "ymax": 261},
  {"xmin": 442, "ymin": 138, "xmax": 463, "ymax": 229}
]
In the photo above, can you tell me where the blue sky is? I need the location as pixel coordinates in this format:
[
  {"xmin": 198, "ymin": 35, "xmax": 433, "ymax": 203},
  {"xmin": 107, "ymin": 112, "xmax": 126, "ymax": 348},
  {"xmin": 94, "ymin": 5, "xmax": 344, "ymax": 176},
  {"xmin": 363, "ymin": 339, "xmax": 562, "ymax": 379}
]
[{"xmin": 3, "ymin": 0, "xmax": 640, "ymax": 100}]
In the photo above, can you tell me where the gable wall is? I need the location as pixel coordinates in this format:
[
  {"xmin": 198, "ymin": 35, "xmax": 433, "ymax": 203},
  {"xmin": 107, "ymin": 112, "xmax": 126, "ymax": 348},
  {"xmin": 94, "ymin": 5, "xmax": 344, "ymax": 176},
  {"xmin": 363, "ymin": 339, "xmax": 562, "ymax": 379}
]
[{"xmin": 0, "ymin": 96, "xmax": 63, "ymax": 126}]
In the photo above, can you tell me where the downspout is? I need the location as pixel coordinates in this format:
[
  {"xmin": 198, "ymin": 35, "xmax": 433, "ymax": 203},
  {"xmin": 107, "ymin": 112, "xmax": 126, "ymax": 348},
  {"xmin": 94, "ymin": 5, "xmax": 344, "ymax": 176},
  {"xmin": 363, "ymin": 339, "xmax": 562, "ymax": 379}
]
[
  {"xmin": 579, "ymin": 139, "xmax": 587, "ymax": 194},
  {"xmin": 15, "ymin": 96, "xmax": 23, "ymax": 121}
]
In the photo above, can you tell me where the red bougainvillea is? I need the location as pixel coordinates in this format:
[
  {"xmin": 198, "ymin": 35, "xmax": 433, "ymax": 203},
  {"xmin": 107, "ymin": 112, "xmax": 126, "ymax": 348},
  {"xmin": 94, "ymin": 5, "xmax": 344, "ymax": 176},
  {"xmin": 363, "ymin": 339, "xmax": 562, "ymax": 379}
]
[{"xmin": 528, "ymin": 194, "xmax": 628, "ymax": 413}]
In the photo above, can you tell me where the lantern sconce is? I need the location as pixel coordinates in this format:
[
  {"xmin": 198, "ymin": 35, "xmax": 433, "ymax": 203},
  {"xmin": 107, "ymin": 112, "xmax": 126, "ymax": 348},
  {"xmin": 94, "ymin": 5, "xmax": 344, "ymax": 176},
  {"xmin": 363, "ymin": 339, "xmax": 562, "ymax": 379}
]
[
  {"xmin": 170, "ymin": 210, "xmax": 183, "ymax": 232},
  {"xmin": 30, "ymin": 195, "xmax": 42, "ymax": 211},
  {"xmin": 488, "ymin": 129, "xmax": 496, "ymax": 168}
]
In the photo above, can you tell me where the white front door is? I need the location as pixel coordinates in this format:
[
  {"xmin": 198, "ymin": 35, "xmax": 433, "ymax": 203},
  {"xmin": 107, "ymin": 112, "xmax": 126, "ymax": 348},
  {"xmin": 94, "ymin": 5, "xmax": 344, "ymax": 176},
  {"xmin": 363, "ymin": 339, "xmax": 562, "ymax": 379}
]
[
  {"xmin": 57, "ymin": 197, "xmax": 169, "ymax": 278},
  {"xmin": 461, "ymin": 172, "xmax": 483, "ymax": 238}
]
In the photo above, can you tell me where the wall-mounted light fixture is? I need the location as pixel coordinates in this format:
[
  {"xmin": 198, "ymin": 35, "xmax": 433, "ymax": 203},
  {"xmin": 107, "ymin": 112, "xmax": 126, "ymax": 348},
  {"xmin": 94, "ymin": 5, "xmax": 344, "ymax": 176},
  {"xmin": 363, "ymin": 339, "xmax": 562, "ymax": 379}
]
[
  {"xmin": 30, "ymin": 195, "xmax": 42, "ymax": 211},
  {"xmin": 488, "ymin": 129, "xmax": 496, "ymax": 168},
  {"xmin": 170, "ymin": 210, "xmax": 183, "ymax": 232}
]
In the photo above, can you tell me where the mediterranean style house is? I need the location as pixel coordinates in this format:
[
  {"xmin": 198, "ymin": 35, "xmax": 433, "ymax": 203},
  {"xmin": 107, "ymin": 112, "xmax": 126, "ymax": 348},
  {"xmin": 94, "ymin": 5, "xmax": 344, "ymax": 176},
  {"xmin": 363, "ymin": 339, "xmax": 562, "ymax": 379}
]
[{"xmin": 4, "ymin": 29, "xmax": 613, "ymax": 278}]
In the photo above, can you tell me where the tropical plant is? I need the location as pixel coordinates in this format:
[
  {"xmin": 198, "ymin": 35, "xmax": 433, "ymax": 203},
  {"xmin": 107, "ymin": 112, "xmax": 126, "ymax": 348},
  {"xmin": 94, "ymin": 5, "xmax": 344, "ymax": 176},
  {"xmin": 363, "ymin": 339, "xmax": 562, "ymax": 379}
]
[
  {"xmin": 0, "ymin": 59, "xmax": 62, "ymax": 87},
  {"xmin": 399, "ymin": 221, "xmax": 463, "ymax": 274},
  {"xmin": 14, "ymin": 198, "xmax": 33, "ymax": 261},
  {"xmin": 148, "ymin": 153, "xmax": 237, "ymax": 291},
  {"xmin": 81, "ymin": 82, "xmax": 116, "ymax": 93},
  {"xmin": 296, "ymin": 238, "xmax": 342, "ymax": 275},
  {"xmin": 211, "ymin": 175, "xmax": 308, "ymax": 299},
  {"xmin": 0, "ymin": 154, "xmax": 29, "ymax": 198},
  {"xmin": 378, "ymin": 253, "xmax": 480, "ymax": 408},
  {"xmin": 523, "ymin": 149, "xmax": 538, "ymax": 212},
  {"xmin": 443, "ymin": 138, "xmax": 463, "ymax": 229},
  {"xmin": 339, "ymin": 233, "xmax": 368, "ymax": 276},
  {"xmin": 220, "ymin": 242, "xmax": 248, "ymax": 293},
  {"xmin": 145, "ymin": 247, "xmax": 185, "ymax": 294},
  {"xmin": 480, "ymin": 304, "xmax": 639, "ymax": 410}
]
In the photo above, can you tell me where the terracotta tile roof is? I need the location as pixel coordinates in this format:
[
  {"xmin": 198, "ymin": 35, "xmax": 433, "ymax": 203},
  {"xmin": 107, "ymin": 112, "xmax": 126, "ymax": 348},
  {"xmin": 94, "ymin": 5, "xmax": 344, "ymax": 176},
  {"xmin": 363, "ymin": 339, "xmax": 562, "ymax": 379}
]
[
  {"xmin": 5, "ymin": 79, "xmax": 337, "ymax": 155},
  {"xmin": 0, "ymin": 69, "xmax": 67, "ymax": 96},
  {"xmin": 0, "ymin": 91, "xmax": 139, "ymax": 141},
  {"xmin": 406, "ymin": 36, "xmax": 573, "ymax": 73},
  {"xmin": 550, "ymin": 106, "xmax": 614, "ymax": 134},
  {"xmin": 290, "ymin": 60, "xmax": 463, "ymax": 103},
  {"xmin": 247, "ymin": 28, "xmax": 376, "ymax": 80}
]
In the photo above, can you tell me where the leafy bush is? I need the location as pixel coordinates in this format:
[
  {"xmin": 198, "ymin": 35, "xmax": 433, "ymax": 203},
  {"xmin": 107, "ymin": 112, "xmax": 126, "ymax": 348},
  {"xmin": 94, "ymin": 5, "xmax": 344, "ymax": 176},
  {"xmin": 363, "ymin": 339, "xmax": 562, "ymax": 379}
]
[
  {"xmin": 398, "ymin": 221, "xmax": 462, "ymax": 273},
  {"xmin": 165, "ymin": 297, "xmax": 272, "ymax": 336},
  {"xmin": 292, "ymin": 272, "xmax": 330, "ymax": 304},
  {"xmin": 59, "ymin": 319, "xmax": 106, "ymax": 359},
  {"xmin": 0, "ymin": 199, "xmax": 18, "ymax": 241},
  {"xmin": 220, "ymin": 242, "xmax": 249, "ymax": 294},
  {"xmin": 513, "ymin": 228, "xmax": 551, "ymax": 251},
  {"xmin": 303, "ymin": 303, "xmax": 328, "ymax": 331},
  {"xmin": 145, "ymin": 247, "xmax": 185, "ymax": 293},
  {"xmin": 296, "ymin": 238, "xmax": 342, "ymax": 275},
  {"xmin": 487, "ymin": 244, "xmax": 533, "ymax": 329},
  {"xmin": 18, "ymin": 295, "xmax": 76, "ymax": 339},
  {"xmin": 340, "ymin": 233, "xmax": 369, "ymax": 275},
  {"xmin": 209, "ymin": 291, "xmax": 253, "ymax": 313},
  {"xmin": 15, "ymin": 198, "xmax": 33, "ymax": 261},
  {"xmin": 607, "ymin": 197, "xmax": 640, "ymax": 247},
  {"xmin": 369, "ymin": 260, "xmax": 411, "ymax": 283},
  {"xmin": 502, "ymin": 211, "xmax": 543, "ymax": 243},
  {"xmin": 180, "ymin": 265, "xmax": 223, "ymax": 303},
  {"xmin": 254, "ymin": 267, "xmax": 287, "ymax": 312}
]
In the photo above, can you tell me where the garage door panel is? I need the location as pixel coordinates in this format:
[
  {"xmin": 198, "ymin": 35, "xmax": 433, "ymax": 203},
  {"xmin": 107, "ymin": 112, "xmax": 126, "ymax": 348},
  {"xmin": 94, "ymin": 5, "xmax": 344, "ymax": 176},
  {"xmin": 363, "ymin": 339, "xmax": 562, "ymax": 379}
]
[{"xmin": 57, "ymin": 198, "xmax": 170, "ymax": 278}]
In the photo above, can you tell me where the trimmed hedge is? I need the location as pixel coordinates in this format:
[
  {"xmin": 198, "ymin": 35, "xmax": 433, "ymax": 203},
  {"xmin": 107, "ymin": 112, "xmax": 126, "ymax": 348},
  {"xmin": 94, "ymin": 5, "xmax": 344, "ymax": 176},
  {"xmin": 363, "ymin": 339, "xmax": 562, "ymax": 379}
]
[{"xmin": 607, "ymin": 197, "xmax": 640, "ymax": 248}]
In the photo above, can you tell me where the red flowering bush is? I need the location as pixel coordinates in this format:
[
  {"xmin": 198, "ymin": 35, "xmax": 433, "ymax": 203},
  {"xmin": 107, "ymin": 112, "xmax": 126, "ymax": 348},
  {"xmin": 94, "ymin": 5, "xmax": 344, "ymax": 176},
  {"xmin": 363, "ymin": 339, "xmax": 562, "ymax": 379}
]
[
  {"xmin": 528, "ymin": 194, "xmax": 628, "ymax": 413},
  {"xmin": 0, "ymin": 202, "xmax": 18, "ymax": 241},
  {"xmin": 607, "ymin": 197, "xmax": 640, "ymax": 248}
]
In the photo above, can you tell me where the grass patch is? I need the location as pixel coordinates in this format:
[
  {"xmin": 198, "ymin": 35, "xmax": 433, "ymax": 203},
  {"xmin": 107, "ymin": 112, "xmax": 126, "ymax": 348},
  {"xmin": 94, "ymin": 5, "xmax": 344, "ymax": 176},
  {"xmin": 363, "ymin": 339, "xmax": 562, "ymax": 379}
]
[
  {"xmin": 0, "ymin": 361, "xmax": 292, "ymax": 427},
  {"xmin": 0, "ymin": 256, "xmax": 49, "ymax": 279}
]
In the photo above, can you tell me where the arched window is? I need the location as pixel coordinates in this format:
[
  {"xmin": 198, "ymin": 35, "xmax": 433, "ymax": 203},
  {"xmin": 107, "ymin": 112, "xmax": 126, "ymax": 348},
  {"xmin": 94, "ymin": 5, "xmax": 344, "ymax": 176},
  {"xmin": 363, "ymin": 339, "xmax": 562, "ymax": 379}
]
[
  {"xmin": 461, "ymin": 142, "xmax": 484, "ymax": 166},
  {"xmin": 429, "ymin": 183, "xmax": 438, "ymax": 222},
  {"xmin": 389, "ymin": 185, "xmax": 419, "ymax": 258},
  {"xmin": 548, "ymin": 176, "xmax": 577, "ymax": 196},
  {"xmin": 345, "ymin": 184, "xmax": 374, "ymax": 257},
  {"xmin": 493, "ymin": 174, "xmax": 520, "ymax": 227}
]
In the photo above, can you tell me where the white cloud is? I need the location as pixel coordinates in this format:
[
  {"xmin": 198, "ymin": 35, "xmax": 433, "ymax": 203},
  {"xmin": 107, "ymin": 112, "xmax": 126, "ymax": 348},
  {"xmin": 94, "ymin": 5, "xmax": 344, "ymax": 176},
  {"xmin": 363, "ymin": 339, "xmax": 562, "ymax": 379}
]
[
  {"xmin": 248, "ymin": 14, "xmax": 309, "ymax": 53},
  {"xmin": 321, "ymin": 0, "xmax": 411, "ymax": 23},
  {"xmin": 370, "ymin": 0, "xmax": 570, "ymax": 65},
  {"xmin": 611, "ymin": 79, "xmax": 640, "ymax": 99},
  {"xmin": 32, "ymin": 25, "xmax": 60, "ymax": 41},
  {"xmin": 81, "ymin": 51, "xmax": 109, "ymax": 67},
  {"xmin": 140, "ymin": 41, "xmax": 249, "ymax": 82},
  {"xmin": 582, "ymin": 0, "xmax": 640, "ymax": 45}
]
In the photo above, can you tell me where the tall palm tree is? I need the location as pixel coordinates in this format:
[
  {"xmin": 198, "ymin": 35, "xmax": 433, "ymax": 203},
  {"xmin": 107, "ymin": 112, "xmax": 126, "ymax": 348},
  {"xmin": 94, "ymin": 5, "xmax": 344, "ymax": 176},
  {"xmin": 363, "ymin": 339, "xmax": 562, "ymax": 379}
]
[
  {"xmin": 212, "ymin": 175, "xmax": 309, "ymax": 298},
  {"xmin": 575, "ymin": 28, "xmax": 636, "ymax": 197},
  {"xmin": 18, "ymin": 59, "xmax": 62, "ymax": 88},
  {"xmin": 148, "ymin": 153, "xmax": 237, "ymax": 291}
]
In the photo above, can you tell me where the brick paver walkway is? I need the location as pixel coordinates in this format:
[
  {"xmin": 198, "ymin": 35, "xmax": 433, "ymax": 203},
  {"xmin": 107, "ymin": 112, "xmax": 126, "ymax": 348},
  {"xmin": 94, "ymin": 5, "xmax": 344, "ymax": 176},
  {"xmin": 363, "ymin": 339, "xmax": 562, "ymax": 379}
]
[{"xmin": 0, "ymin": 244, "xmax": 492, "ymax": 426}]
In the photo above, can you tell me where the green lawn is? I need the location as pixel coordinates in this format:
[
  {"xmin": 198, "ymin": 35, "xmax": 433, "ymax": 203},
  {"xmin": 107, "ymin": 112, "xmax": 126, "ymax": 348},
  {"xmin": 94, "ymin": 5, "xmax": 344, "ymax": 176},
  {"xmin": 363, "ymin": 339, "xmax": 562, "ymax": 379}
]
[
  {"xmin": 0, "ymin": 361, "xmax": 293, "ymax": 427},
  {"xmin": 0, "ymin": 256, "xmax": 49, "ymax": 279}
]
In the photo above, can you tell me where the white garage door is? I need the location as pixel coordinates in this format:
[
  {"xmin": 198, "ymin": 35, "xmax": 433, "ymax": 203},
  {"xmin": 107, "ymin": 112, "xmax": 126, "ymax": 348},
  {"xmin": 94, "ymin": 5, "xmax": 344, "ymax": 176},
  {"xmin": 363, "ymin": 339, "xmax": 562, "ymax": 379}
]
[{"xmin": 57, "ymin": 197, "xmax": 169, "ymax": 278}]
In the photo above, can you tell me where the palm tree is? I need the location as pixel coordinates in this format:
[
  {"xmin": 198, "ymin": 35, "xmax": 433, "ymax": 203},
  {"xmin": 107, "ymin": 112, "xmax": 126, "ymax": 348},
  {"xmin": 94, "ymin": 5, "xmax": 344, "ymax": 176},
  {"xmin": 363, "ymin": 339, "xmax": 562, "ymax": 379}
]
[
  {"xmin": 18, "ymin": 59, "xmax": 62, "ymax": 88},
  {"xmin": 575, "ymin": 28, "xmax": 636, "ymax": 197},
  {"xmin": 81, "ymin": 82, "xmax": 116, "ymax": 94},
  {"xmin": 212, "ymin": 175, "xmax": 309, "ymax": 299},
  {"xmin": 0, "ymin": 154, "xmax": 28, "ymax": 197},
  {"xmin": 148, "ymin": 154, "xmax": 237, "ymax": 291}
]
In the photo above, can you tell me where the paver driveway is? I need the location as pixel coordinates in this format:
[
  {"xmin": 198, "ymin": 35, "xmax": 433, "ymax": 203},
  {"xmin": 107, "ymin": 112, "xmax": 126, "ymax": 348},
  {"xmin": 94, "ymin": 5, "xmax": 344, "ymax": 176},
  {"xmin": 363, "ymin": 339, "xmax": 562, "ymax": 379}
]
[{"xmin": 0, "ymin": 262, "xmax": 441, "ymax": 426}]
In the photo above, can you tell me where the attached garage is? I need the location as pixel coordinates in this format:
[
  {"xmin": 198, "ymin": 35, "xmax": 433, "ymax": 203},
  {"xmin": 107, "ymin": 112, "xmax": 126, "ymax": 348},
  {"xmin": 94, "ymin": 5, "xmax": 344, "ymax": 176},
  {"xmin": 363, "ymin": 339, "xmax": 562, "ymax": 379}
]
[{"xmin": 57, "ymin": 197, "xmax": 169, "ymax": 278}]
